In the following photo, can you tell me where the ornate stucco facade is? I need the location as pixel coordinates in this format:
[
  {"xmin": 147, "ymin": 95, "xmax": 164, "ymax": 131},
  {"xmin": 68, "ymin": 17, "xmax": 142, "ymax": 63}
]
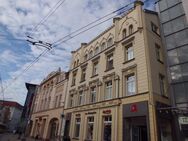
[
  {"xmin": 63, "ymin": 1, "xmax": 171, "ymax": 141},
  {"xmin": 30, "ymin": 69, "xmax": 68, "ymax": 140}
]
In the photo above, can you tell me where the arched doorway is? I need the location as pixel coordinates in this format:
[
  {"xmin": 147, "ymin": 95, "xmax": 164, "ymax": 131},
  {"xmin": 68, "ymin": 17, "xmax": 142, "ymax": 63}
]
[{"xmin": 48, "ymin": 118, "xmax": 59, "ymax": 140}]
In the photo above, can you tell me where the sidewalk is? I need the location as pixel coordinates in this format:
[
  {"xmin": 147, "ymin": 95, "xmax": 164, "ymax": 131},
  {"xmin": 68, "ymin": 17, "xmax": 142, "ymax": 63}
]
[{"xmin": 0, "ymin": 133, "xmax": 41, "ymax": 141}]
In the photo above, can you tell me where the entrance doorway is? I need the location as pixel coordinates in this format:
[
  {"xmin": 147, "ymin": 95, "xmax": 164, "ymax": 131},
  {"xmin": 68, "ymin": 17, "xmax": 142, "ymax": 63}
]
[{"xmin": 124, "ymin": 116, "xmax": 148, "ymax": 141}]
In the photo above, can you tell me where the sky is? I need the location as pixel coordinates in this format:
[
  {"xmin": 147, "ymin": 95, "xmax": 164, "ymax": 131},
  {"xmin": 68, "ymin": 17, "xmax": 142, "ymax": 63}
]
[{"xmin": 0, "ymin": 0, "xmax": 155, "ymax": 105}]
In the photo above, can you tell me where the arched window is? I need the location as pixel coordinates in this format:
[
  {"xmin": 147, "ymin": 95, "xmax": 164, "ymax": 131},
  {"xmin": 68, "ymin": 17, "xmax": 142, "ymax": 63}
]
[
  {"xmin": 101, "ymin": 42, "xmax": 106, "ymax": 51},
  {"xmin": 122, "ymin": 28, "xmax": 126, "ymax": 38},
  {"xmin": 95, "ymin": 47, "xmax": 99, "ymax": 55},
  {"xmin": 89, "ymin": 50, "xmax": 93, "ymax": 58},
  {"xmin": 77, "ymin": 59, "xmax": 79, "ymax": 66},
  {"xmin": 129, "ymin": 25, "xmax": 133, "ymax": 35},
  {"xmin": 107, "ymin": 38, "xmax": 113, "ymax": 47},
  {"xmin": 84, "ymin": 53, "xmax": 88, "ymax": 61}
]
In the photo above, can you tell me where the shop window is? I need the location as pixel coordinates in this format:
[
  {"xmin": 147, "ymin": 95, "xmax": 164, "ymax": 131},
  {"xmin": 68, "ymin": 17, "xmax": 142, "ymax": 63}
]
[
  {"xmin": 126, "ymin": 74, "xmax": 136, "ymax": 96},
  {"xmin": 129, "ymin": 25, "xmax": 133, "ymax": 35},
  {"xmin": 122, "ymin": 28, "xmax": 127, "ymax": 38},
  {"xmin": 81, "ymin": 68, "xmax": 86, "ymax": 82},
  {"xmin": 125, "ymin": 43, "xmax": 134, "ymax": 61},
  {"xmin": 86, "ymin": 117, "xmax": 94, "ymax": 140},
  {"xmin": 90, "ymin": 86, "xmax": 97, "ymax": 103},
  {"xmin": 78, "ymin": 90, "xmax": 84, "ymax": 105},
  {"xmin": 92, "ymin": 61, "xmax": 99, "ymax": 76},
  {"xmin": 74, "ymin": 118, "xmax": 81, "ymax": 138},
  {"xmin": 106, "ymin": 54, "xmax": 114, "ymax": 70},
  {"xmin": 107, "ymin": 38, "xmax": 113, "ymax": 48},
  {"xmin": 103, "ymin": 116, "xmax": 112, "ymax": 141},
  {"xmin": 105, "ymin": 81, "xmax": 112, "ymax": 100},
  {"xmin": 159, "ymin": 74, "xmax": 165, "ymax": 96}
]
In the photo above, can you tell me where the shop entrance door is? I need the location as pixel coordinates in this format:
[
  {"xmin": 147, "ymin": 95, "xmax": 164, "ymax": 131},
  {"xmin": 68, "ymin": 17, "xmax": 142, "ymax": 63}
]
[
  {"xmin": 131, "ymin": 125, "xmax": 148, "ymax": 141},
  {"xmin": 124, "ymin": 116, "xmax": 148, "ymax": 141}
]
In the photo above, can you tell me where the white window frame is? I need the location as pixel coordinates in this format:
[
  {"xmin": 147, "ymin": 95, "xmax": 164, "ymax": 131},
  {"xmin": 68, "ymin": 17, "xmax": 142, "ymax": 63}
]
[
  {"xmin": 90, "ymin": 86, "xmax": 97, "ymax": 103},
  {"xmin": 79, "ymin": 91, "xmax": 84, "ymax": 105},
  {"xmin": 105, "ymin": 81, "xmax": 112, "ymax": 100},
  {"xmin": 74, "ymin": 118, "xmax": 81, "ymax": 138},
  {"xmin": 86, "ymin": 116, "xmax": 94, "ymax": 140},
  {"xmin": 126, "ymin": 74, "xmax": 136, "ymax": 96}
]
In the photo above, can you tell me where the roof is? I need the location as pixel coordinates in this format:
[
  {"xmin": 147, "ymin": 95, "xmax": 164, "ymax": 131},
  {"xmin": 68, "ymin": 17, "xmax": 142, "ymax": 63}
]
[{"xmin": 0, "ymin": 100, "xmax": 23, "ymax": 110}]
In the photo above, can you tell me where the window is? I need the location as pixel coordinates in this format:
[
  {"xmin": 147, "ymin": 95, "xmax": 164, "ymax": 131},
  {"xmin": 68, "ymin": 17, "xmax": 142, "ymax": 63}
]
[
  {"xmin": 72, "ymin": 72, "xmax": 77, "ymax": 86},
  {"xmin": 95, "ymin": 47, "xmax": 99, "ymax": 55},
  {"xmin": 167, "ymin": 49, "xmax": 179, "ymax": 66},
  {"xmin": 79, "ymin": 91, "xmax": 84, "ymax": 105},
  {"xmin": 159, "ymin": 74, "xmax": 165, "ymax": 96},
  {"xmin": 155, "ymin": 44, "xmax": 162, "ymax": 62},
  {"xmin": 55, "ymin": 96, "xmax": 58, "ymax": 108},
  {"xmin": 122, "ymin": 28, "xmax": 127, "ymax": 38},
  {"xmin": 107, "ymin": 38, "xmax": 113, "ymax": 47},
  {"xmin": 151, "ymin": 22, "xmax": 159, "ymax": 34},
  {"xmin": 77, "ymin": 60, "xmax": 79, "ymax": 66},
  {"xmin": 101, "ymin": 42, "xmax": 106, "ymax": 51},
  {"xmin": 74, "ymin": 118, "xmax": 81, "ymax": 138},
  {"xmin": 90, "ymin": 86, "xmax": 96, "ymax": 103},
  {"xmin": 86, "ymin": 117, "xmax": 94, "ymax": 140},
  {"xmin": 58, "ymin": 95, "xmax": 62, "ymax": 107},
  {"xmin": 89, "ymin": 50, "xmax": 93, "ymax": 58},
  {"xmin": 103, "ymin": 116, "xmax": 112, "ymax": 141},
  {"xmin": 129, "ymin": 25, "xmax": 133, "ymax": 35},
  {"xmin": 106, "ymin": 54, "xmax": 113, "ymax": 70},
  {"xmin": 84, "ymin": 54, "xmax": 88, "ymax": 61},
  {"xmin": 126, "ymin": 44, "xmax": 134, "ymax": 61},
  {"xmin": 92, "ymin": 61, "xmax": 99, "ymax": 76},
  {"xmin": 105, "ymin": 81, "xmax": 112, "ymax": 100},
  {"xmin": 170, "ymin": 65, "xmax": 182, "ymax": 83},
  {"xmin": 48, "ymin": 97, "xmax": 51, "ymax": 109},
  {"xmin": 69, "ymin": 94, "xmax": 74, "ymax": 107},
  {"xmin": 81, "ymin": 68, "xmax": 86, "ymax": 82},
  {"xmin": 74, "ymin": 61, "xmax": 76, "ymax": 68},
  {"xmin": 126, "ymin": 74, "xmax": 136, "ymax": 96}
]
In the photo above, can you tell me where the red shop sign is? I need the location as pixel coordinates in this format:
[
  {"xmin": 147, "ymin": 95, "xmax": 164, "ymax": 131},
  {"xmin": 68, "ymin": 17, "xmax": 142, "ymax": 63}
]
[
  {"xmin": 103, "ymin": 109, "xmax": 111, "ymax": 114},
  {"xmin": 130, "ymin": 104, "xmax": 137, "ymax": 112}
]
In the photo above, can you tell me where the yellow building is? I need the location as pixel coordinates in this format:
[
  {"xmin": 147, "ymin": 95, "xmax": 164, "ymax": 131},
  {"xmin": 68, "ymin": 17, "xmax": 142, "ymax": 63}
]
[
  {"xmin": 30, "ymin": 69, "xmax": 68, "ymax": 140},
  {"xmin": 63, "ymin": 1, "xmax": 172, "ymax": 141}
]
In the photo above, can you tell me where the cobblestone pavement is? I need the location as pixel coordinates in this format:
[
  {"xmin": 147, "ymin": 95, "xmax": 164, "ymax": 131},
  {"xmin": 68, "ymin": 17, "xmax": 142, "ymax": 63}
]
[{"xmin": 0, "ymin": 133, "xmax": 41, "ymax": 141}]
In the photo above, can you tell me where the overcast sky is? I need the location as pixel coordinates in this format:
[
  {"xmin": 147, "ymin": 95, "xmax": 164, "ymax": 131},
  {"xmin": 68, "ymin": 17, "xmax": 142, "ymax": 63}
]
[{"xmin": 0, "ymin": 0, "xmax": 155, "ymax": 105}]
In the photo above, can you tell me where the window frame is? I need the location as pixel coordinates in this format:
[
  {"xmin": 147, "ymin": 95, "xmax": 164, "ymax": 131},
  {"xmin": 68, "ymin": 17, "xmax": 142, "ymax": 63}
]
[
  {"xmin": 105, "ymin": 80, "xmax": 113, "ymax": 100},
  {"xmin": 106, "ymin": 53, "xmax": 114, "ymax": 71},
  {"xmin": 126, "ymin": 74, "xmax": 136, "ymax": 96},
  {"xmin": 86, "ymin": 116, "xmax": 95, "ymax": 140},
  {"xmin": 90, "ymin": 86, "xmax": 97, "ymax": 103},
  {"xmin": 74, "ymin": 117, "xmax": 81, "ymax": 138}
]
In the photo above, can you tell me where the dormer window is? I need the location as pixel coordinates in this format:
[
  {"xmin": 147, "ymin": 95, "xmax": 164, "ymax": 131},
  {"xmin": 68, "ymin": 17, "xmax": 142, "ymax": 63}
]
[
  {"xmin": 107, "ymin": 38, "xmax": 113, "ymax": 47},
  {"xmin": 129, "ymin": 25, "xmax": 133, "ymax": 35},
  {"xmin": 122, "ymin": 29, "xmax": 127, "ymax": 38}
]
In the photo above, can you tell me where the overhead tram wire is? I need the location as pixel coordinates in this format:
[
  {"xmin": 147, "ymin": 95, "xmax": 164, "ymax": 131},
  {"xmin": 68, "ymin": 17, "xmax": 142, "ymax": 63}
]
[
  {"xmin": 30, "ymin": 0, "xmax": 66, "ymax": 34},
  {"xmin": 3, "ymin": 0, "xmax": 151, "ymax": 92},
  {"xmin": 52, "ymin": 1, "xmax": 134, "ymax": 45}
]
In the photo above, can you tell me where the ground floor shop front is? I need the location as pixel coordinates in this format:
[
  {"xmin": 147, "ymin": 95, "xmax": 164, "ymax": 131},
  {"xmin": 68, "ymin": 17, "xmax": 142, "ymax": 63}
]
[{"xmin": 63, "ymin": 97, "xmax": 173, "ymax": 141}]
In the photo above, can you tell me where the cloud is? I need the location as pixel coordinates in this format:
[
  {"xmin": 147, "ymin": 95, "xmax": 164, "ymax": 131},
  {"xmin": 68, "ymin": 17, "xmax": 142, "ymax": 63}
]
[{"xmin": 0, "ymin": 0, "xmax": 154, "ymax": 105}]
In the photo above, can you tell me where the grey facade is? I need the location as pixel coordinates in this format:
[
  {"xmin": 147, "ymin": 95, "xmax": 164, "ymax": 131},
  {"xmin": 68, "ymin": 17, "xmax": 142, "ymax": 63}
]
[{"xmin": 156, "ymin": 0, "xmax": 188, "ymax": 140}]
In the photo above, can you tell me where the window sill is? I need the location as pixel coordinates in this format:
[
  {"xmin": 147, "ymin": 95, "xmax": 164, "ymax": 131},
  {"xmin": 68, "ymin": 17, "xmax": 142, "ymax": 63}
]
[
  {"xmin": 123, "ymin": 58, "xmax": 135, "ymax": 64},
  {"xmin": 105, "ymin": 67, "xmax": 114, "ymax": 72},
  {"xmin": 90, "ymin": 74, "xmax": 98, "ymax": 78},
  {"xmin": 157, "ymin": 59, "xmax": 164, "ymax": 64}
]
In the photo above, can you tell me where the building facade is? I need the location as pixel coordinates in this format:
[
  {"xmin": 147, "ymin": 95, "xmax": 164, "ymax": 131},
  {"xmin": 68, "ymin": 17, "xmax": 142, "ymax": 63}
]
[
  {"xmin": 30, "ymin": 69, "xmax": 68, "ymax": 140},
  {"xmin": 21, "ymin": 83, "xmax": 38, "ymax": 136},
  {"xmin": 155, "ymin": 0, "xmax": 188, "ymax": 140},
  {"xmin": 63, "ymin": 1, "xmax": 171, "ymax": 141},
  {"xmin": 0, "ymin": 100, "xmax": 23, "ymax": 132}
]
